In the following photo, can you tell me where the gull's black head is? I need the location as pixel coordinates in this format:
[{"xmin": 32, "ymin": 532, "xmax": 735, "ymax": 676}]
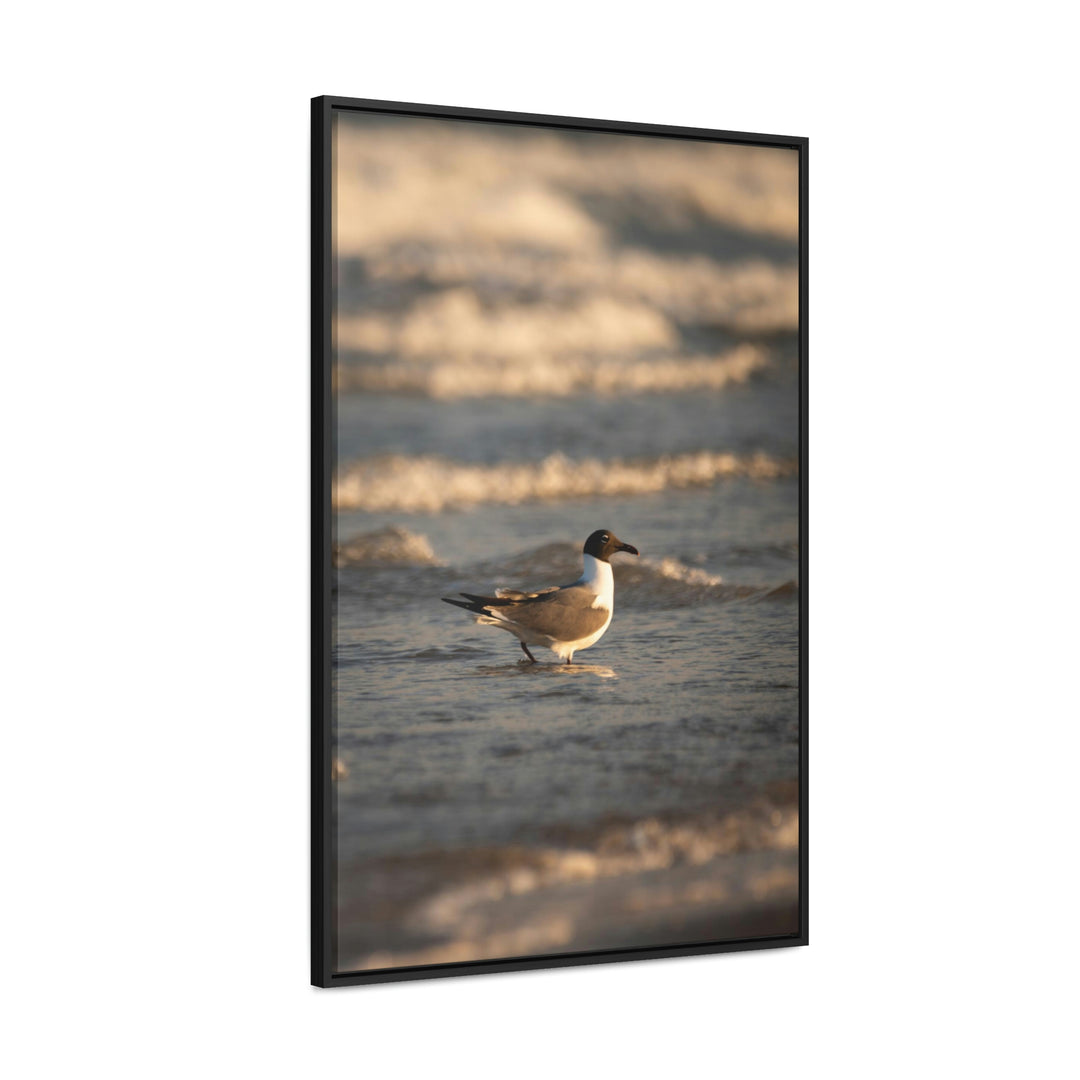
[{"xmin": 583, "ymin": 529, "xmax": 639, "ymax": 562}]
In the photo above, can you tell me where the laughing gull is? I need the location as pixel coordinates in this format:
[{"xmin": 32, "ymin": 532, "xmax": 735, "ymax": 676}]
[{"xmin": 442, "ymin": 529, "xmax": 639, "ymax": 664}]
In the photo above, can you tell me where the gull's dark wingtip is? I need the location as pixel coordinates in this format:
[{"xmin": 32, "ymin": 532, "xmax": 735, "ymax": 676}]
[{"xmin": 442, "ymin": 596, "xmax": 468, "ymax": 609}]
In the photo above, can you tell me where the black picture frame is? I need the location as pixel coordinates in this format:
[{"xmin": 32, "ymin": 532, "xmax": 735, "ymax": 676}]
[{"xmin": 312, "ymin": 95, "xmax": 808, "ymax": 988}]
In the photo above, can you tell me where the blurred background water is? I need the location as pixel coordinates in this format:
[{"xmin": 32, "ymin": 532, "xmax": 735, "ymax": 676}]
[{"xmin": 330, "ymin": 112, "xmax": 801, "ymax": 971}]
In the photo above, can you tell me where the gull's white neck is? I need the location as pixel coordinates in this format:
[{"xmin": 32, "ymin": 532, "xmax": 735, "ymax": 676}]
[{"xmin": 579, "ymin": 553, "xmax": 614, "ymax": 609}]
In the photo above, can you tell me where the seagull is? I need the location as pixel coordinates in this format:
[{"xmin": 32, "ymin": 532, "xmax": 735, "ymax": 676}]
[{"xmin": 442, "ymin": 529, "xmax": 639, "ymax": 664}]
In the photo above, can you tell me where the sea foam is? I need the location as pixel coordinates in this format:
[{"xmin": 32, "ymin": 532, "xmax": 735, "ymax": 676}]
[
  {"xmin": 334, "ymin": 344, "xmax": 768, "ymax": 398},
  {"xmin": 332, "ymin": 449, "xmax": 795, "ymax": 512},
  {"xmin": 336, "ymin": 290, "xmax": 677, "ymax": 359},
  {"xmin": 354, "ymin": 250, "xmax": 798, "ymax": 334}
]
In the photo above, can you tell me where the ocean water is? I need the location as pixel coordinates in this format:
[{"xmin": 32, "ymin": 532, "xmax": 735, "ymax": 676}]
[{"xmin": 330, "ymin": 112, "xmax": 802, "ymax": 972}]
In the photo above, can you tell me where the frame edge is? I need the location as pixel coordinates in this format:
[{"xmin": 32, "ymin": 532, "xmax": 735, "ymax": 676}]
[
  {"xmin": 310, "ymin": 97, "xmax": 809, "ymax": 986},
  {"xmin": 311, "ymin": 95, "xmax": 334, "ymax": 988}
]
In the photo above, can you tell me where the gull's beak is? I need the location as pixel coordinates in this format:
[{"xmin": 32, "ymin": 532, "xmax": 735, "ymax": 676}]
[{"xmin": 617, "ymin": 542, "xmax": 639, "ymax": 556}]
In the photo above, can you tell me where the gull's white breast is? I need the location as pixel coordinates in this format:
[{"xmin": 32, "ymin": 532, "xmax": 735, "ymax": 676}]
[
  {"xmin": 579, "ymin": 553, "xmax": 615, "ymax": 610},
  {"xmin": 545, "ymin": 553, "xmax": 615, "ymax": 660}
]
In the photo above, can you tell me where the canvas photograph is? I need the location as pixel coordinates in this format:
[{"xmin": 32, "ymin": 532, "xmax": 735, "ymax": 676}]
[{"xmin": 313, "ymin": 99, "xmax": 806, "ymax": 984}]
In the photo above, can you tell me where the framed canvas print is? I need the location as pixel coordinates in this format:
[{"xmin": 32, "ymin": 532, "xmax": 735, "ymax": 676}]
[{"xmin": 312, "ymin": 95, "xmax": 807, "ymax": 987}]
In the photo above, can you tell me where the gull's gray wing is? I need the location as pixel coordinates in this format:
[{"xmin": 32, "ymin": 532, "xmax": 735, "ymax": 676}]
[{"xmin": 490, "ymin": 584, "xmax": 609, "ymax": 641}]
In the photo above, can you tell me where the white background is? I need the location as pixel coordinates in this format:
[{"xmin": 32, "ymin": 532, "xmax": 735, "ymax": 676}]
[{"xmin": 3, "ymin": 2, "xmax": 1077, "ymax": 1076}]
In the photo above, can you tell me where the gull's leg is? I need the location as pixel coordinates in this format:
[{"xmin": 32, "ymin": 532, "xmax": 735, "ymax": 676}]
[
  {"xmin": 520, "ymin": 641, "xmax": 537, "ymax": 663},
  {"xmin": 566, "ymin": 655, "xmax": 573, "ymax": 665}
]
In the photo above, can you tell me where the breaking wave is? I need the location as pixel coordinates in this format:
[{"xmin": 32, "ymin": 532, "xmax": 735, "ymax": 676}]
[
  {"xmin": 333, "ymin": 115, "xmax": 799, "ymax": 257},
  {"xmin": 638, "ymin": 557, "xmax": 723, "ymax": 588},
  {"xmin": 335, "ymin": 291, "xmax": 677, "ymax": 359},
  {"xmin": 348, "ymin": 801, "xmax": 798, "ymax": 970},
  {"xmin": 332, "ymin": 525, "xmax": 441, "ymax": 568},
  {"xmin": 620, "ymin": 560, "xmax": 796, "ymax": 605},
  {"xmin": 332, "ymin": 449, "xmax": 795, "ymax": 512},
  {"xmin": 351, "ymin": 250, "xmax": 798, "ymax": 334},
  {"xmin": 414, "ymin": 804, "xmax": 798, "ymax": 912},
  {"xmin": 334, "ymin": 344, "xmax": 768, "ymax": 398}
]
